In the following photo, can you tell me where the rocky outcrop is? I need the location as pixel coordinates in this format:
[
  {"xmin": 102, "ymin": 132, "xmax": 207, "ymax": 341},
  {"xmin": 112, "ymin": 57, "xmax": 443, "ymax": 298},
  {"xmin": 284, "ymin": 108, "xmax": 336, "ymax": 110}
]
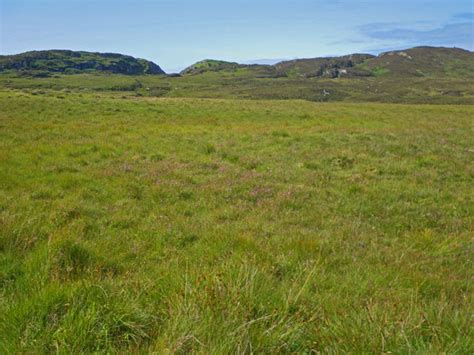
[{"xmin": 0, "ymin": 50, "xmax": 166, "ymax": 75}]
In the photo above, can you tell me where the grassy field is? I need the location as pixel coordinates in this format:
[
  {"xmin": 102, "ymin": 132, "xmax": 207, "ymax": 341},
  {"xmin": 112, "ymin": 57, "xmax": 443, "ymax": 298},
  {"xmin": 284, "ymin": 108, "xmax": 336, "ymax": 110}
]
[
  {"xmin": 1, "ymin": 71, "xmax": 474, "ymax": 104},
  {"xmin": 0, "ymin": 89, "xmax": 473, "ymax": 352}
]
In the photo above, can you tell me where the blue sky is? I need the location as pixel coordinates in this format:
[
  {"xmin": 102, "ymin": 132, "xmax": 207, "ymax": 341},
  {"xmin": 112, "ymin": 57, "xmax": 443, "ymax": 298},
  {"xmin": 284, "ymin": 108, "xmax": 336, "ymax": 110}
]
[{"xmin": 1, "ymin": 0, "xmax": 473, "ymax": 72}]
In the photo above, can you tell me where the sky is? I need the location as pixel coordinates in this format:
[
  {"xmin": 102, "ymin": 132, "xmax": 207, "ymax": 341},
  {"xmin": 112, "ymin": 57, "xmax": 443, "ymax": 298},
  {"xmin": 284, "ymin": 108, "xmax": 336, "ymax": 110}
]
[{"xmin": 1, "ymin": 0, "xmax": 473, "ymax": 73}]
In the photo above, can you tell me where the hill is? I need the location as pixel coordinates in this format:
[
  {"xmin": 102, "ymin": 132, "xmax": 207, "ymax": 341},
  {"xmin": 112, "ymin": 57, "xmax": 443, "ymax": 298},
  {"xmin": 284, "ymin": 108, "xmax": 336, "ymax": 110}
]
[
  {"xmin": 181, "ymin": 55, "xmax": 374, "ymax": 78},
  {"xmin": 362, "ymin": 46, "xmax": 474, "ymax": 77},
  {"xmin": 274, "ymin": 54, "xmax": 375, "ymax": 78},
  {"xmin": 3, "ymin": 47, "xmax": 472, "ymax": 79},
  {"xmin": 0, "ymin": 50, "xmax": 166, "ymax": 76},
  {"xmin": 181, "ymin": 47, "xmax": 474, "ymax": 79},
  {"xmin": 180, "ymin": 59, "xmax": 243, "ymax": 75},
  {"xmin": 1, "ymin": 46, "xmax": 473, "ymax": 104},
  {"xmin": 180, "ymin": 59, "xmax": 276, "ymax": 77}
]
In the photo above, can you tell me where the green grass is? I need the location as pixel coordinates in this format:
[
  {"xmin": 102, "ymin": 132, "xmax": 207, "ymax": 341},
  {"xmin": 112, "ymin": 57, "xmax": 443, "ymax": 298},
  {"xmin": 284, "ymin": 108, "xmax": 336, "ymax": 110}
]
[
  {"xmin": 181, "ymin": 59, "xmax": 241, "ymax": 75},
  {"xmin": 0, "ymin": 90, "xmax": 473, "ymax": 352},
  {"xmin": 371, "ymin": 67, "xmax": 391, "ymax": 77},
  {"xmin": 1, "ymin": 71, "xmax": 473, "ymax": 104}
]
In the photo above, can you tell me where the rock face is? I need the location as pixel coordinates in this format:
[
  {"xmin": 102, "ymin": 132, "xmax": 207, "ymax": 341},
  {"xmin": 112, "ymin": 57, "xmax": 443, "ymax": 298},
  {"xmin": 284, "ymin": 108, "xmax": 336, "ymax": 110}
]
[{"xmin": 0, "ymin": 50, "xmax": 166, "ymax": 75}]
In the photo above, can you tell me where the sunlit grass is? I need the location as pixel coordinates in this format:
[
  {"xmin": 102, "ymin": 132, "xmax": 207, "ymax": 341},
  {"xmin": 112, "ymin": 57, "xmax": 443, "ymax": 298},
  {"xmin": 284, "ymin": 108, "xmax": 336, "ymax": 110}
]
[
  {"xmin": 0, "ymin": 90, "xmax": 473, "ymax": 352},
  {"xmin": 1, "ymin": 71, "xmax": 473, "ymax": 104}
]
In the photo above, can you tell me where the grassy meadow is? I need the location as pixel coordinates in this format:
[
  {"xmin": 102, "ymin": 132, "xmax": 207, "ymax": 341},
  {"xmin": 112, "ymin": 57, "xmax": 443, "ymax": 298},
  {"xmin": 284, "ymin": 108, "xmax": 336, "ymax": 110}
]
[
  {"xmin": 0, "ymin": 89, "xmax": 473, "ymax": 352},
  {"xmin": 1, "ymin": 71, "xmax": 474, "ymax": 104}
]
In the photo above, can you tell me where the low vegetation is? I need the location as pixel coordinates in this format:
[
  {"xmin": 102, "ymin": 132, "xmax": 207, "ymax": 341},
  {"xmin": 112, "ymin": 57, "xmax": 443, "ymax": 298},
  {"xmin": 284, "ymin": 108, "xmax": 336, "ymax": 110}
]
[
  {"xmin": 1, "ymin": 89, "xmax": 473, "ymax": 352},
  {"xmin": 1, "ymin": 71, "xmax": 473, "ymax": 104}
]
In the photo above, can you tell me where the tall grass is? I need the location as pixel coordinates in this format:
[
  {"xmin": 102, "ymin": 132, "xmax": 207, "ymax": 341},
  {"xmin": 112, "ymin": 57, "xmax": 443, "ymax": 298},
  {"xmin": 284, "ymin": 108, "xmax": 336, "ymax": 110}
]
[{"xmin": 0, "ymin": 91, "xmax": 473, "ymax": 352}]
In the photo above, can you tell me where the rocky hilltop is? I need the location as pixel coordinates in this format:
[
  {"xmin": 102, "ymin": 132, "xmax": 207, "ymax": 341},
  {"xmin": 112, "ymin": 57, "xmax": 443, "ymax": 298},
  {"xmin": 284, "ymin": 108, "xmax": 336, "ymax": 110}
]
[
  {"xmin": 0, "ymin": 50, "xmax": 166, "ymax": 75},
  {"xmin": 2, "ymin": 46, "xmax": 472, "ymax": 79},
  {"xmin": 181, "ymin": 47, "xmax": 474, "ymax": 79}
]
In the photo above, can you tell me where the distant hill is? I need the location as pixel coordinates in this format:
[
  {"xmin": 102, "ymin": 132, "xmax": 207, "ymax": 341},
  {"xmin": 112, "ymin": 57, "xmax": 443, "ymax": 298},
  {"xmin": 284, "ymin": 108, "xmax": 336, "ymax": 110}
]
[
  {"xmin": 181, "ymin": 47, "xmax": 474, "ymax": 79},
  {"xmin": 0, "ymin": 50, "xmax": 166, "ymax": 76},
  {"xmin": 274, "ymin": 54, "xmax": 375, "ymax": 78},
  {"xmin": 2, "ymin": 47, "xmax": 472, "ymax": 79},
  {"xmin": 180, "ymin": 59, "xmax": 276, "ymax": 77},
  {"xmin": 362, "ymin": 46, "xmax": 474, "ymax": 77},
  {"xmin": 180, "ymin": 59, "xmax": 243, "ymax": 75}
]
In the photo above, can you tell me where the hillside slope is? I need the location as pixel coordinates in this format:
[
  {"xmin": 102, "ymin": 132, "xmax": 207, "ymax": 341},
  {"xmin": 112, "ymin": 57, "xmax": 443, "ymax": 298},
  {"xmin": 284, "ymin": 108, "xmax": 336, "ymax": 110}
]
[
  {"xmin": 362, "ymin": 46, "xmax": 474, "ymax": 77},
  {"xmin": 181, "ymin": 55, "xmax": 374, "ymax": 78},
  {"xmin": 180, "ymin": 59, "xmax": 243, "ymax": 74},
  {"xmin": 0, "ymin": 50, "xmax": 166, "ymax": 75},
  {"xmin": 180, "ymin": 59, "xmax": 276, "ymax": 77},
  {"xmin": 274, "ymin": 54, "xmax": 375, "ymax": 78},
  {"xmin": 181, "ymin": 47, "xmax": 474, "ymax": 79}
]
